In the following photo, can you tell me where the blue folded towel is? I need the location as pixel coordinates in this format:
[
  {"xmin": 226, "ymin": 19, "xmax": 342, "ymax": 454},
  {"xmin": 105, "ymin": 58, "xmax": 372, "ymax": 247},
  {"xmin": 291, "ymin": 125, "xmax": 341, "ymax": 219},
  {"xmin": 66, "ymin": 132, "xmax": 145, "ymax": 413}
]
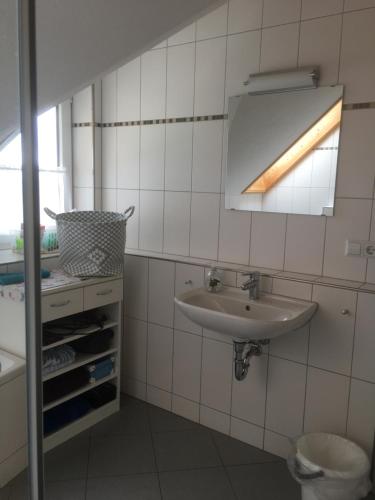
[{"xmin": 0, "ymin": 268, "xmax": 50, "ymax": 286}]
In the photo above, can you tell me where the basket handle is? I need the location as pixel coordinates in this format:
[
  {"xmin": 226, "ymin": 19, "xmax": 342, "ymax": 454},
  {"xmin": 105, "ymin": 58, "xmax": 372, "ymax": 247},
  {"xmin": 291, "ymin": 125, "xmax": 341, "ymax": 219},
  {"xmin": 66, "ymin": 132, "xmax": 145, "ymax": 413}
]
[
  {"xmin": 44, "ymin": 207, "xmax": 57, "ymax": 220},
  {"xmin": 293, "ymin": 458, "xmax": 324, "ymax": 480},
  {"xmin": 123, "ymin": 206, "xmax": 135, "ymax": 221}
]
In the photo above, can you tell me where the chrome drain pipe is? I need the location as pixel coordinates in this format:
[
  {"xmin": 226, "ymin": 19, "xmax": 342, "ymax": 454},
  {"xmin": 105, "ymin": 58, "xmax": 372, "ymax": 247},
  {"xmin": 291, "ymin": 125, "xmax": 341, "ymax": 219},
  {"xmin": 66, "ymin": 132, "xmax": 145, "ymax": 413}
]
[{"xmin": 233, "ymin": 339, "xmax": 269, "ymax": 381}]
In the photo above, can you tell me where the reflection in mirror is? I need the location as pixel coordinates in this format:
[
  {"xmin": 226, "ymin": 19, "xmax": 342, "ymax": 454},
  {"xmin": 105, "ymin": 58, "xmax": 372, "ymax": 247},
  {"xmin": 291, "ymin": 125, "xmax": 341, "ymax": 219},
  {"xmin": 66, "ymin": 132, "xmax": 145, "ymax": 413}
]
[{"xmin": 226, "ymin": 85, "xmax": 344, "ymax": 216}]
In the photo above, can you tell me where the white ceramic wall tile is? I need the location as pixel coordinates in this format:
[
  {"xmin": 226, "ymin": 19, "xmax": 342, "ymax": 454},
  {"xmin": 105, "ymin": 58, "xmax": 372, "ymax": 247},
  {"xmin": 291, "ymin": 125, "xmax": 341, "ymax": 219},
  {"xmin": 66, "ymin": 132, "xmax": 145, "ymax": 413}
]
[
  {"xmin": 298, "ymin": 15, "xmax": 342, "ymax": 86},
  {"xmin": 117, "ymin": 58, "xmax": 141, "ymax": 121},
  {"xmin": 352, "ymin": 292, "xmax": 375, "ymax": 383},
  {"xmin": 147, "ymin": 323, "xmax": 173, "ymax": 391},
  {"xmin": 123, "ymin": 317, "xmax": 148, "ymax": 382},
  {"xmin": 218, "ymin": 197, "xmax": 251, "ymax": 265},
  {"xmin": 231, "ymin": 354, "xmax": 267, "ymax": 426},
  {"xmin": 262, "ymin": 0, "xmax": 301, "ymax": 27},
  {"xmin": 139, "ymin": 124, "xmax": 165, "ymax": 190},
  {"xmin": 203, "ymin": 328, "xmax": 233, "ymax": 345},
  {"xmin": 311, "ymin": 150, "xmax": 332, "ymax": 188},
  {"xmin": 336, "ymin": 109, "xmax": 375, "ymax": 199},
  {"xmin": 102, "ymin": 188, "xmax": 117, "ymax": 211},
  {"xmin": 230, "ymin": 417, "xmax": 264, "ymax": 448},
  {"xmin": 309, "ymin": 285, "xmax": 356, "ymax": 375},
  {"xmin": 339, "ymin": 9, "xmax": 375, "ymax": 103},
  {"xmin": 190, "ymin": 193, "xmax": 220, "ymax": 260},
  {"xmin": 264, "ymin": 431, "xmax": 292, "ymax": 459},
  {"xmin": 304, "ymin": 367, "xmax": 350, "ymax": 434},
  {"xmin": 269, "ymin": 325, "xmax": 309, "ymax": 364},
  {"xmin": 302, "ymin": 0, "xmax": 343, "ymax": 19},
  {"xmin": 173, "ymin": 330, "xmax": 202, "ymax": 402},
  {"xmin": 123, "ymin": 378, "xmax": 147, "ymax": 401},
  {"xmin": 260, "ymin": 23, "xmax": 299, "ymax": 72},
  {"xmin": 117, "ymin": 126, "xmax": 140, "ymax": 190},
  {"xmin": 73, "ymin": 188, "xmax": 93, "ymax": 210},
  {"xmin": 200, "ymin": 405, "xmax": 230, "ymax": 435},
  {"xmin": 323, "ymin": 198, "xmax": 372, "ymax": 281},
  {"xmin": 163, "ymin": 191, "xmax": 190, "ymax": 256},
  {"xmin": 148, "ymin": 259, "xmax": 175, "ymax": 328},
  {"xmin": 102, "ymin": 128, "xmax": 117, "ymax": 188},
  {"xmin": 117, "ymin": 189, "xmax": 139, "ymax": 249},
  {"xmin": 139, "ymin": 190, "xmax": 164, "ymax": 252},
  {"xmin": 344, "ymin": 0, "xmax": 375, "ymax": 10},
  {"xmin": 146, "ymin": 385, "xmax": 172, "ymax": 411},
  {"xmin": 347, "ymin": 378, "xmax": 375, "ymax": 456},
  {"xmin": 172, "ymin": 395, "xmax": 200, "ymax": 423},
  {"xmin": 140, "ymin": 49, "xmax": 166, "ymax": 120},
  {"xmin": 174, "ymin": 263, "xmax": 204, "ymax": 334},
  {"xmin": 124, "ymin": 255, "xmax": 148, "ymax": 320},
  {"xmin": 225, "ymin": 30, "xmax": 261, "ymax": 103},
  {"xmin": 196, "ymin": 3, "xmax": 228, "ymax": 40},
  {"xmin": 165, "ymin": 123, "xmax": 193, "ymax": 191},
  {"xmin": 72, "ymin": 86, "xmax": 92, "ymax": 123},
  {"xmin": 192, "ymin": 120, "xmax": 223, "ymax": 193},
  {"xmin": 201, "ymin": 338, "xmax": 233, "ymax": 413},
  {"xmin": 266, "ymin": 357, "xmax": 306, "ymax": 437},
  {"xmin": 366, "ymin": 205, "xmax": 375, "ymax": 283},
  {"xmin": 102, "ymin": 71, "xmax": 117, "ymax": 123},
  {"xmin": 194, "ymin": 37, "xmax": 226, "ymax": 116},
  {"xmin": 284, "ymin": 215, "xmax": 326, "ymax": 276},
  {"xmin": 72, "ymin": 128, "xmax": 94, "ymax": 188},
  {"xmin": 166, "ymin": 43, "xmax": 195, "ymax": 117},
  {"xmin": 228, "ymin": 0, "xmax": 263, "ymax": 34},
  {"xmin": 250, "ymin": 212, "xmax": 287, "ymax": 269},
  {"xmin": 168, "ymin": 23, "xmax": 196, "ymax": 46}
]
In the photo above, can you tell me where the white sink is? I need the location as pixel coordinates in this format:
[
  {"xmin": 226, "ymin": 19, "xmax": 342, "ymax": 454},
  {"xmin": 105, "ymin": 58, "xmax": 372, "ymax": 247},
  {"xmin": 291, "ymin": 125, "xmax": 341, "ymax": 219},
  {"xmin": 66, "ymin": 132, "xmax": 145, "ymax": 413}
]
[{"xmin": 174, "ymin": 287, "xmax": 317, "ymax": 340}]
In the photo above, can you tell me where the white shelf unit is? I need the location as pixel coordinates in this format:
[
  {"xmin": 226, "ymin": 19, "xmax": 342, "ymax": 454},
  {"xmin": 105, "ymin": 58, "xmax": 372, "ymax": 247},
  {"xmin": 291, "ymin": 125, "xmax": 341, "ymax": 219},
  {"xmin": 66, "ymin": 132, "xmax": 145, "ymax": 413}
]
[{"xmin": 41, "ymin": 277, "xmax": 123, "ymax": 452}]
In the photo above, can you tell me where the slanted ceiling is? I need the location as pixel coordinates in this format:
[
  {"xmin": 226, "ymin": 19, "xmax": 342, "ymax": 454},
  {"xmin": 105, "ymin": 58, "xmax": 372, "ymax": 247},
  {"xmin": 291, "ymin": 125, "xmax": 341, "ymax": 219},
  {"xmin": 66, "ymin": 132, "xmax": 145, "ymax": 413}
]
[{"xmin": 0, "ymin": 0, "xmax": 223, "ymax": 145}]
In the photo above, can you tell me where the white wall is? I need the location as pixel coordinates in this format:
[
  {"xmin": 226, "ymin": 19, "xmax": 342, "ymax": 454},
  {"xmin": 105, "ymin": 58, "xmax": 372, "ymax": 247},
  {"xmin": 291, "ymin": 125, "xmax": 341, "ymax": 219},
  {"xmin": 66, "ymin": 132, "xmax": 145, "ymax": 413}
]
[{"xmin": 70, "ymin": 0, "xmax": 375, "ymax": 459}]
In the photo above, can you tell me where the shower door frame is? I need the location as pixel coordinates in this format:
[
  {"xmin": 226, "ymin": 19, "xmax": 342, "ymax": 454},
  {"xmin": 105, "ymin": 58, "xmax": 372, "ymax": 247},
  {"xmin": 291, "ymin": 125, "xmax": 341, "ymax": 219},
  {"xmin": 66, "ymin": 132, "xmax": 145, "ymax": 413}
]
[{"xmin": 18, "ymin": 0, "xmax": 45, "ymax": 498}]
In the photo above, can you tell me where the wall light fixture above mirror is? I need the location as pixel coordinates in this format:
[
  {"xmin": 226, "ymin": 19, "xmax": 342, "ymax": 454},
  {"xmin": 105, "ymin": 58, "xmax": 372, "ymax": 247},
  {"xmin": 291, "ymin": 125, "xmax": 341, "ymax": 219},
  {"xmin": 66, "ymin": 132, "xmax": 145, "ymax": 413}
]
[{"xmin": 225, "ymin": 67, "xmax": 343, "ymax": 216}]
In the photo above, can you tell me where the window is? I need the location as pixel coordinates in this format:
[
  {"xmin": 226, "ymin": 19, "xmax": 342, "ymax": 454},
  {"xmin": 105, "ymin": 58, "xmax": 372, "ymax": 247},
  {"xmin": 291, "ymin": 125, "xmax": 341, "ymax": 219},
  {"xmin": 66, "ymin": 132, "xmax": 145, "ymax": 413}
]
[{"xmin": 0, "ymin": 106, "xmax": 71, "ymax": 249}]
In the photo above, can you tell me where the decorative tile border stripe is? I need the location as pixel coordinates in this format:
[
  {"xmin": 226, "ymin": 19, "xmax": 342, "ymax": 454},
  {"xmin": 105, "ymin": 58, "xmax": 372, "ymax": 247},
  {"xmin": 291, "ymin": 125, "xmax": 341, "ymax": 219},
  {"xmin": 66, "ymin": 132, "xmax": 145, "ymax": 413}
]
[
  {"xmin": 343, "ymin": 102, "xmax": 375, "ymax": 111},
  {"xmin": 72, "ymin": 101, "xmax": 375, "ymax": 128},
  {"xmin": 73, "ymin": 114, "xmax": 228, "ymax": 128}
]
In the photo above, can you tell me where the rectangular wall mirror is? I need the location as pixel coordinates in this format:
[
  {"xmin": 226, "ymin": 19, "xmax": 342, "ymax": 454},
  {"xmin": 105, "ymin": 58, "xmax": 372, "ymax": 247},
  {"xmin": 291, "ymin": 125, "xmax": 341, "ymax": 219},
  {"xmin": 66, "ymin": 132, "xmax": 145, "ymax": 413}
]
[{"xmin": 225, "ymin": 84, "xmax": 344, "ymax": 216}]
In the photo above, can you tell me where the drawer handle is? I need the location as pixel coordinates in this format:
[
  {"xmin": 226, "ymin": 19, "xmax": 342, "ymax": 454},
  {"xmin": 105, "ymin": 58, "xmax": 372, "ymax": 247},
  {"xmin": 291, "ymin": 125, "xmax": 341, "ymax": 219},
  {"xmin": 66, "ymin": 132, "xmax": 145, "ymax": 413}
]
[
  {"xmin": 96, "ymin": 289, "xmax": 113, "ymax": 296},
  {"xmin": 50, "ymin": 300, "xmax": 70, "ymax": 308}
]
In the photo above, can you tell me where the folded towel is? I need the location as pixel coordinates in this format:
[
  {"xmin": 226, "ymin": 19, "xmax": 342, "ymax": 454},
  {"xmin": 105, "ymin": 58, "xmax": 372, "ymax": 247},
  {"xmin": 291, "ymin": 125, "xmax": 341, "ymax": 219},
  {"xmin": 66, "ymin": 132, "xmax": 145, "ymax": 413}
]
[
  {"xmin": 0, "ymin": 268, "xmax": 50, "ymax": 286},
  {"xmin": 43, "ymin": 345, "xmax": 76, "ymax": 375}
]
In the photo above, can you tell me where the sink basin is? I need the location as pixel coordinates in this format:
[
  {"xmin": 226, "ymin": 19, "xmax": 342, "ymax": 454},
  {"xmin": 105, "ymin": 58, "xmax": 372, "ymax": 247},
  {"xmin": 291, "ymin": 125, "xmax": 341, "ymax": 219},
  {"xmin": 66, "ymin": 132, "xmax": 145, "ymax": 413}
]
[{"xmin": 174, "ymin": 287, "xmax": 317, "ymax": 340}]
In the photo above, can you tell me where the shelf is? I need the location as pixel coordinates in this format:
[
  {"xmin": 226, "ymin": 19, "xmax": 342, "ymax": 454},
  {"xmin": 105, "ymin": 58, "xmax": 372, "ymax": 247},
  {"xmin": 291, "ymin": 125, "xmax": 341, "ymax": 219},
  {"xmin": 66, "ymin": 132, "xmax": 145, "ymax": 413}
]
[
  {"xmin": 43, "ymin": 372, "xmax": 118, "ymax": 412},
  {"xmin": 42, "ymin": 319, "xmax": 118, "ymax": 351},
  {"xmin": 42, "ymin": 348, "xmax": 118, "ymax": 381}
]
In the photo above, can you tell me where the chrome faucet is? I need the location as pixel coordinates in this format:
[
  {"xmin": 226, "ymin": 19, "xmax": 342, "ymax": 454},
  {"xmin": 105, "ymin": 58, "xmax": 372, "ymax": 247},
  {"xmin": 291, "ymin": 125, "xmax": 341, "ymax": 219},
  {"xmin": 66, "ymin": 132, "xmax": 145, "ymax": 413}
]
[{"xmin": 241, "ymin": 271, "xmax": 260, "ymax": 300}]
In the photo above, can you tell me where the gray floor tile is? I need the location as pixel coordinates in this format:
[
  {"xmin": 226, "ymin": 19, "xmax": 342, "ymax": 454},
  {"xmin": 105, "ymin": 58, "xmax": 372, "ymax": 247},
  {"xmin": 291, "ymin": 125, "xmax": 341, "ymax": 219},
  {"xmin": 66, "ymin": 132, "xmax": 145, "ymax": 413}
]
[
  {"xmin": 9, "ymin": 476, "xmax": 85, "ymax": 500},
  {"xmin": 88, "ymin": 434, "xmax": 156, "ymax": 477},
  {"xmin": 0, "ymin": 485, "xmax": 11, "ymax": 500},
  {"xmin": 227, "ymin": 462, "xmax": 301, "ymax": 500},
  {"xmin": 44, "ymin": 435, "xmax": 90, "ymax": 481},
  {"xmin": 86, "ymin": 473, "xmax": 161, "ymax": 500},
  {"xmin": 153, "ymin": 429, "xmax": 221, "ymax": 472},
  {"xmin": 212, "ymin": 431, "xmax": 280, "ymax": 466},
  {"xmin": 90, "ymin": 397, "xmax": 150, "ymax": 437},
  {"xmin": 159, "ymin": 467, "xmax": 236, "ymax": 500},
  {"xmin": 149, "ymin": 406, "xmax": 200, "ymax": 433}
]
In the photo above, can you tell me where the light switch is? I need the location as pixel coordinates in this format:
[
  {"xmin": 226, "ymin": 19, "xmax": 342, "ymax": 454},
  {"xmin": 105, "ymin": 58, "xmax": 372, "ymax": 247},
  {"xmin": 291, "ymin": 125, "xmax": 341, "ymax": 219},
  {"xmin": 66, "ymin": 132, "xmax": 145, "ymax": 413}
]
[{"xmin": 345, "ymin": 240, "xmax": 362, "ymax": 257}]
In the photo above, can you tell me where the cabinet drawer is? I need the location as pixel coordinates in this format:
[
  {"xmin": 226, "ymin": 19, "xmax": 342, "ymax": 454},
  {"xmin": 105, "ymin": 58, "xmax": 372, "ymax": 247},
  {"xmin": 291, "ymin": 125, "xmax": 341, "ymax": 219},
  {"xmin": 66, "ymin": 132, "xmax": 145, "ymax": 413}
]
[
  {"xmin": 42, "ymin": 289, "xmax": 83, "ymax": 322},
  {"xmin": 84, "ymin": 279, "xmax": 123, "ymax": 310}
]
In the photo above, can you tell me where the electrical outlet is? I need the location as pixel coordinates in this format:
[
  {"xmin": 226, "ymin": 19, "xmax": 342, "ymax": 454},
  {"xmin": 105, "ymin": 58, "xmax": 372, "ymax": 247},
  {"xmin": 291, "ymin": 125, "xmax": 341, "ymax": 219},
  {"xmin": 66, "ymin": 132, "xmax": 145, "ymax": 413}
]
[{"xmin": 363, "ymin": 242, "xmax": 375, "ymax": 257}]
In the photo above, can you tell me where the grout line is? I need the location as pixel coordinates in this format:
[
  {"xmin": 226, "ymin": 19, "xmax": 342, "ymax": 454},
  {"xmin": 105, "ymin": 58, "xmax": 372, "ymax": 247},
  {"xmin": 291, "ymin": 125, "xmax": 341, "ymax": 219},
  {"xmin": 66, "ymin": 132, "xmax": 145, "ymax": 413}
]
[
  {"xmin": 336, "ymin": 11, "xmax": 344, "ymax": 85},
  {"xmin": 296, "ymin": 0, "xmax": 303, "ymax": 67},
  {"xmin": 345, "ymin": 291, "xmax": 359, "ymax": 436}
]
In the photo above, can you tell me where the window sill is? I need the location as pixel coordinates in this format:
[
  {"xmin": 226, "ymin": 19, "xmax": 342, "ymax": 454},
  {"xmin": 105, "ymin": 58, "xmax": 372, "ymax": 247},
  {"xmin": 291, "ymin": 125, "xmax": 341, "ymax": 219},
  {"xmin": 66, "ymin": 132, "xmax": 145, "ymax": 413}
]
[{"xmin": 0, "ymin": 249, "xmax": 59, "ymax": 267}]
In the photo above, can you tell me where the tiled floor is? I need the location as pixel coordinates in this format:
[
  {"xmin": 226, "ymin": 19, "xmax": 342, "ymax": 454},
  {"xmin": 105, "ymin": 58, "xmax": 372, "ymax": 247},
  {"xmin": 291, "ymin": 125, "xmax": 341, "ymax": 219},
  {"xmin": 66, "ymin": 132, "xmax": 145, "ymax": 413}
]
[{"xmin": 1, "ymin": 395, "xmax": 373, "ymax": 500}]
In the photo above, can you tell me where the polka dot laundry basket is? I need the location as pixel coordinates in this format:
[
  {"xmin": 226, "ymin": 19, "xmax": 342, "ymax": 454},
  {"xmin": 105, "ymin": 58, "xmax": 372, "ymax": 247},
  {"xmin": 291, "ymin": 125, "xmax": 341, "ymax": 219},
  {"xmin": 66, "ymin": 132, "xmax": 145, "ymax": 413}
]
[{"xmin": 45, "ymin": 206, "xmax": 135, "ymax": 277}]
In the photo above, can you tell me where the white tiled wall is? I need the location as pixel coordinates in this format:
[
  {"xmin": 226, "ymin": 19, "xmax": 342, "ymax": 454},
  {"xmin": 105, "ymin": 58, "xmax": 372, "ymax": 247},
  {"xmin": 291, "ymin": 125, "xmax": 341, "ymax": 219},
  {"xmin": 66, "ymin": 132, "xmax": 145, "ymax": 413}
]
[
  {"xmin": 70, "ymin": 0, "xmax": 375, "ymax": 461},
  {"xmin": 123, "ymin": 255, "xmax": 375, "ymax": 459},
  {"xmin": 96, "ymin": 0, "xmax": 375, "ymax": 283}
]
